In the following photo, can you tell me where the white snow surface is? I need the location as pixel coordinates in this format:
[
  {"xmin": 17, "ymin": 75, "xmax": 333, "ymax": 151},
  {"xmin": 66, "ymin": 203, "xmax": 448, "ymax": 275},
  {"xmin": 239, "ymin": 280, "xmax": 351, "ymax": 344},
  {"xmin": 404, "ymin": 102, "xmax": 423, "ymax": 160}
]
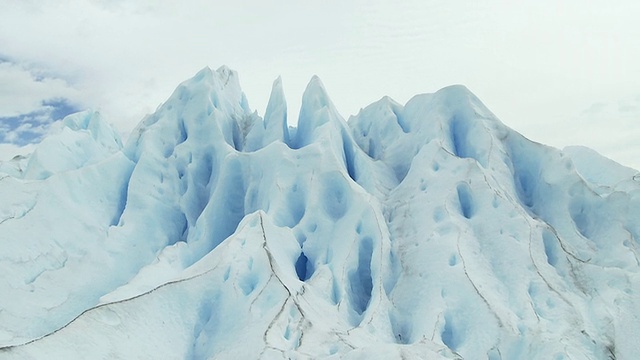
[{"xmin": 1, "ymin": 66, "xmax": 639, "ymax": 359}]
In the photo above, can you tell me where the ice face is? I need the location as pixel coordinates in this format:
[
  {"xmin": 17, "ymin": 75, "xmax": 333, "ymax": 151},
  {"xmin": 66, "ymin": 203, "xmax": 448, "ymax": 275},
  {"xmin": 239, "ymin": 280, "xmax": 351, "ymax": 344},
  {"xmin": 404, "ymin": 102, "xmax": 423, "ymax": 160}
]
[
  {"xmin": 1, "ymin": 67, "xmax": 639, "ymax": 359},
  {"xmin": 12, "ymin": 110, "xmax": 123, "ymax": 180}
]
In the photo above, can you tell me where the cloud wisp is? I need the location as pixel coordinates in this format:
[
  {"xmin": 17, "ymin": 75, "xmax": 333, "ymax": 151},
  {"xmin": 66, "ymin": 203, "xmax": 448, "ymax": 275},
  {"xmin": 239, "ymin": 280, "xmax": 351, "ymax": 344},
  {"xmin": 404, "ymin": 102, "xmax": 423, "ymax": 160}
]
[
  {"xmin": 0, "ymin": 1, "xmax": 638, "ymax": 169},
  {"xmin": 0, "ymin": 60, "xmax": 81, "ymax": 145}
]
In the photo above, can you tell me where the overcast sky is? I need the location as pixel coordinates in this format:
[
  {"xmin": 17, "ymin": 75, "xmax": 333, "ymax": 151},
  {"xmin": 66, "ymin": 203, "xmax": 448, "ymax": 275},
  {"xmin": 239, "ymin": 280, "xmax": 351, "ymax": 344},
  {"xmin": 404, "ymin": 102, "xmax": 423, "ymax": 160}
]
[{"xmin": 1, "ymin": 0, "xmax": 639, "ymax": 169}]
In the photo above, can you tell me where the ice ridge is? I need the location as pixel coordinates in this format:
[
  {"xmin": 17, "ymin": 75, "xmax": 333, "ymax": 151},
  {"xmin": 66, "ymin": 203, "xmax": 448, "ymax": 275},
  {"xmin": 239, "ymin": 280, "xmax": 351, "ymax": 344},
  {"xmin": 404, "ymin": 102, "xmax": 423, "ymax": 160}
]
[{"xmin": 1, "ymin": 67, "xmax": 639, "ymax": 359}]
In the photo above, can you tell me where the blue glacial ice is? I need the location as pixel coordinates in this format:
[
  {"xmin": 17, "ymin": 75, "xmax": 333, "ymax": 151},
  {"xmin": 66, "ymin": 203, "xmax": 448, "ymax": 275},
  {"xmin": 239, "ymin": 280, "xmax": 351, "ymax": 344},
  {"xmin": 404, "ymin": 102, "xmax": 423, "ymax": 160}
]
[{"xmin": 1, "ymin": 66, "xmax": 639, "ymax": 359}]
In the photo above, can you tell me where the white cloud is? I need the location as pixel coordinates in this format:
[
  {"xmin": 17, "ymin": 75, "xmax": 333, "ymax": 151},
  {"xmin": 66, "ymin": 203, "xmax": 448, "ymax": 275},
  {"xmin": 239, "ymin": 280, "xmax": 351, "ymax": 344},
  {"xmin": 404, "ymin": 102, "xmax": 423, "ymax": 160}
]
[
  {"xmin": 0, "ymin": 0, "xmax": 638, "ymax": 168},
  {"xmin": 569, "ymin": 97, "xmax": 640, "ymax": 170},
  {"xmin": 0, "ymin": 62, "xmax": 79, "ymax": 117}
]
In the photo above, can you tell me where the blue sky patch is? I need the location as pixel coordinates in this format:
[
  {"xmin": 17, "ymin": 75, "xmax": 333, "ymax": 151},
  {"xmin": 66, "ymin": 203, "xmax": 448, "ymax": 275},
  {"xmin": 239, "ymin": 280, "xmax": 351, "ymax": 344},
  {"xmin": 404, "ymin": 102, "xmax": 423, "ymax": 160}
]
[{"xmin": 0, "ymin": 98, "xmax": 81, "ymax": 145}]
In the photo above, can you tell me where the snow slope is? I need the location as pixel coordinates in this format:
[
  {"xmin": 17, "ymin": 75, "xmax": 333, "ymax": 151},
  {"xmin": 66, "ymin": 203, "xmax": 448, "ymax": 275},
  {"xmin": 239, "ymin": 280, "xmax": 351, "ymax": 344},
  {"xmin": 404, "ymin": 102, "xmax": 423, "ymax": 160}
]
[{"xmin": 1, "ymin": 66, "xmax": 639, "ymax": 359}]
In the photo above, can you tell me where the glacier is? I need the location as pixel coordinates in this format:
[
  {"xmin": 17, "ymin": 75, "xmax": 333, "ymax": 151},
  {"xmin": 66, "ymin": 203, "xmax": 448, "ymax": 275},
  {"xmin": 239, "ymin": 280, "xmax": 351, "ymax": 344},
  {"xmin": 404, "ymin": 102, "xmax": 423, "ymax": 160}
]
[{"xmin": 1, "ymin": 66, "xmax": 639, "ymax": 359}]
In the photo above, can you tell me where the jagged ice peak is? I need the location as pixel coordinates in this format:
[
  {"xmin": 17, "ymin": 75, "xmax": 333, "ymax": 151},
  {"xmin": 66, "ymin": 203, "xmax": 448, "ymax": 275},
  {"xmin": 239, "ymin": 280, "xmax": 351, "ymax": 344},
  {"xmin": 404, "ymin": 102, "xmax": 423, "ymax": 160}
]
[{"xmin": 1, "ymin": 66, "xmax": 639, "ymax": 360}]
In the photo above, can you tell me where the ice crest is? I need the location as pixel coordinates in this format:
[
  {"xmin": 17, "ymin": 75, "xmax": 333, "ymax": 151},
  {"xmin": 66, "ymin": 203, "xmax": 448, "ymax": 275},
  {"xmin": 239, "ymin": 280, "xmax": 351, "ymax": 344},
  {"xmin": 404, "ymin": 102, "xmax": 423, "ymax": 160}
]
[
  {"xmin": 245, "ymin": 76, "xmax": 289, "ymax": 151},
  {"xmin": 17, "ymin": 110, "xmax": 123, "ymax": 180}
]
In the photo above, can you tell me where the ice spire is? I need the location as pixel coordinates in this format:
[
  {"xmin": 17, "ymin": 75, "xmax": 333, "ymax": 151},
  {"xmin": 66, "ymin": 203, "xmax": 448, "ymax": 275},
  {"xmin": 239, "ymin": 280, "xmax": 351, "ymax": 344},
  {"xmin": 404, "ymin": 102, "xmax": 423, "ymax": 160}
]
[
  {"xmin": 263, "ymin": 76, "xmax": 290, "ymax": 146},
  {"xmin": 292, "ymin": 75, "xmax": 342, "ymax": 149}
]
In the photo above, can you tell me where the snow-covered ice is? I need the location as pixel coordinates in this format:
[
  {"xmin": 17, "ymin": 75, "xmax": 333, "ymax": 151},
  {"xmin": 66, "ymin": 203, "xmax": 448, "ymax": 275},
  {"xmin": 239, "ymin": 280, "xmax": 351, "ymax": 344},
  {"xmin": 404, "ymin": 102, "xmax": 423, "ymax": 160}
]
[{"xmin": 1, "ymin": 66, "xmax": 639, "ymax": 359}]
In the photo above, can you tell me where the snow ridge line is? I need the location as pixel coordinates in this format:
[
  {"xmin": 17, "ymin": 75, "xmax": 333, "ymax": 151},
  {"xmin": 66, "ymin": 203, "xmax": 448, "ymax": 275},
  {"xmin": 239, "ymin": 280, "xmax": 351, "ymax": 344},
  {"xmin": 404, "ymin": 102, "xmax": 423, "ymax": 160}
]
[
  {"xmin": 479, "ymin": 168, "xmax": 583, "ymax": 315},
  {"xmin": 454, "ymin": 229, "xmax": 505, "ymax": 330},
  {"xmin": 0, "ymin": 239, "xmax": 232, "ymax": 350},
  {"xmin": 0, "ymin": 196, "xmax": 37, "ymax": 226},
  {"xmin": 257, "ymin": 213, "xmax": 311, "ymax": 358}
]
